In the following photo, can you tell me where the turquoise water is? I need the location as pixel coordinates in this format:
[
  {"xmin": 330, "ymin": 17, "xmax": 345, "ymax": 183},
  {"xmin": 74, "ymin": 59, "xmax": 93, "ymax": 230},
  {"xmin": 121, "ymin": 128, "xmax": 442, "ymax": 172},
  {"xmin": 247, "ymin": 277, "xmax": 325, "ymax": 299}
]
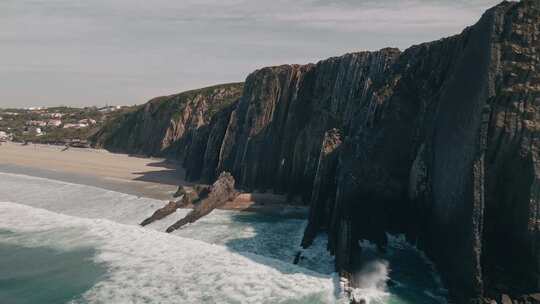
[
  {"xmin": 0, "ymin": 170, "xmax": 448, "ymax": 304},
  {"xmin": 0, "ymin": 230, "xmax": 106, "ymax": 304},
  {"xmin": 383, "ymin": 238, "xmax": 448, "ymax": 304}
]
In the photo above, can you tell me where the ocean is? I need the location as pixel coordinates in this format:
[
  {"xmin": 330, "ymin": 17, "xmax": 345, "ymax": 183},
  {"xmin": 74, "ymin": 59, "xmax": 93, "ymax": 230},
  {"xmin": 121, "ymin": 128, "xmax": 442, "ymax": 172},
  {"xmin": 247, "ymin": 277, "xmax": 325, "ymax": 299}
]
[{"xmin": 0, "ymin": 170, "xmax": 448, "ymax": 303}]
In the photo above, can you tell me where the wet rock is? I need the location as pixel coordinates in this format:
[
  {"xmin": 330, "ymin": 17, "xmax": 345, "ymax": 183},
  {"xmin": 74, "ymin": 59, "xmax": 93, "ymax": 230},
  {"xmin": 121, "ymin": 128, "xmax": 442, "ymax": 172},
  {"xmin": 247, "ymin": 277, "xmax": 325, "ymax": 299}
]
[
  {"xmin": 166, "ymin": 172, "xmax": 238, "ymax": 233},
  {"xmin": 173, "ymin": 186, "xmax": 187, "ymax": 198},
  {"xmin": 140, "ymin": 191, "xmax": 199, "ymax": 226}
]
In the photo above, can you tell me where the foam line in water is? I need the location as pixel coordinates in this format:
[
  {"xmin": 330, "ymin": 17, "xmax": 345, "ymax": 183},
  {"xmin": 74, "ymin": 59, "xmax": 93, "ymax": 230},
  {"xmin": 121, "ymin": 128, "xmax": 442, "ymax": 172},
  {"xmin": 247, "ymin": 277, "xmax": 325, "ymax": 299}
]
[
  {"xmin": 0, "ymin": 202, "xmax": 338, "ymax": 304},
  {"xmin": 0, "ymin": 171, "xmax": 337, "ymax": 275}
]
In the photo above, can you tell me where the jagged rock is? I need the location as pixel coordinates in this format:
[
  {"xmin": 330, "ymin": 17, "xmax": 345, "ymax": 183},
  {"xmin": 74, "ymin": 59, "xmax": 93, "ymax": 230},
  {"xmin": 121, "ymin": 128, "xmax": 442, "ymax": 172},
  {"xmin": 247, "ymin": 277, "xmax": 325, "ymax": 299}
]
[
  {"xmin": 140, "ymin": 201, "xmax": 180, "ymax": 227},
  {"xmin": 166, "ymin": 172, "xmax": 238, "ymax": 233},
  {"xmin": 213, "ymin": 51, "xmax": 399, "ymax": 200},
  {"xmin": 173, "ymin": 186, "xmax": 187, "ymax": 198},
  {"xmin": 140, "ymin": 191, "xmax": 198, "ymax": 226}
]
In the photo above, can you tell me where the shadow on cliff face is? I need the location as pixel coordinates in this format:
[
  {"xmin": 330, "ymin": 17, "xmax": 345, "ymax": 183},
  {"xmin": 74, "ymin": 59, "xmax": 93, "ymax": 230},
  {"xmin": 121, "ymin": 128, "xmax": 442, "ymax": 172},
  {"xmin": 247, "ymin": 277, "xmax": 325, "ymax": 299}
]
[{"xmin": 222, "ymin": 212, "xmax": 342, "ymax": 299}]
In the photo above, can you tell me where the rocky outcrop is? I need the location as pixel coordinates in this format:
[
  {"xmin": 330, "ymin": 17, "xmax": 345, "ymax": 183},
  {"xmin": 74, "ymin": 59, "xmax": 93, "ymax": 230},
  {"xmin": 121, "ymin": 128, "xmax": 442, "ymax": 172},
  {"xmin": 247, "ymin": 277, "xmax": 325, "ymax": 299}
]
[
  {"xmin": 140, "ymin": 174, "xmax": 237, "ymax": 229},
  {"xmin": 93, "ymin": 1, "xmax": 540, "ymax": 302},
  {"xmin": 210, "ymin": 50, "xmax": 400, "ymax": 202},
  {"xmin": 323, "ymin": 1, "xmax": 540, "ymax": 303},
  {"xmin": 140, "ymin": 190, "xmax": 199, "ymax": 226},
  {"xmin": 90, "ymin": 83, "xmax": 243, "ymax": 160},
  {"xmin": 166, "ymin": 172, "xmax": 238, "ymax": 233}
]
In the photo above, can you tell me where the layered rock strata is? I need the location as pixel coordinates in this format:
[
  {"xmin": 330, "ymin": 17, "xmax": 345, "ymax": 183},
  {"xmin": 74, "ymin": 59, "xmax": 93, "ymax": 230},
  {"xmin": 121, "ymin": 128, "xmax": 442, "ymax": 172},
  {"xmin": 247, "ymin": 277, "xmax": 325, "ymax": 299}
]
[{"xmin": 90, "ymin": 83, "xmax": 243, "ymax": 163}]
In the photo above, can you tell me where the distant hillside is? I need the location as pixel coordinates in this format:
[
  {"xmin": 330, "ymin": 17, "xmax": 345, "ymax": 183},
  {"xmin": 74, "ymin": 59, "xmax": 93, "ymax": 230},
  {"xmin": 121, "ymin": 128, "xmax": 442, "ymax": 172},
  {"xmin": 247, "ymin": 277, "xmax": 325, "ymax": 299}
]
[
  {"xmin": 0, "ymin": 106, "xmax": 135, "ymax": 145},
  {"xmin": 90, "ymin": 83, "xmax": 244, "ymax": 163}
]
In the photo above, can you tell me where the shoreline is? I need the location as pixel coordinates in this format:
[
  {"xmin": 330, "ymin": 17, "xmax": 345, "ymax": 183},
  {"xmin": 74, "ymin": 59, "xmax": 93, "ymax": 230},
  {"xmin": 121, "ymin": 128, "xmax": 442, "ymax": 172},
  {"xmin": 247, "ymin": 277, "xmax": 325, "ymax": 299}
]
[
  {"xmin": 0, "ymin": 142, "xmax": 308, "ymax": 218},
  {"xmin": 0, "ymin": 142, "xmax": 189, "ymax": 201}
]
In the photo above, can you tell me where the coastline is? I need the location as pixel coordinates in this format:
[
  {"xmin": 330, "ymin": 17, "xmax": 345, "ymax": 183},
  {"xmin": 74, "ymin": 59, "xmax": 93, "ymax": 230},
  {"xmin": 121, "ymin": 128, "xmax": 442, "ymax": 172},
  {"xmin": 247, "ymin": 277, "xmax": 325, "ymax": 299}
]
[
  {"xmin": 0, "ymin": 142, "xmax": 308, "ymax": 217},
  {"xmin": 0, "ymin": 142, "xmax": 188, "ymax": 201}
]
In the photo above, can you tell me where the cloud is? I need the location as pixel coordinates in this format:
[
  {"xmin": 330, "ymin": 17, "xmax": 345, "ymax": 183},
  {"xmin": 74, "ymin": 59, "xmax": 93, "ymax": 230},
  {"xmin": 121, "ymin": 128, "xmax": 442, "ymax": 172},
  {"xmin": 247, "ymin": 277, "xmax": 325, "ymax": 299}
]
[{"xmin": 0, "ymin": 0, "xmax": 502, "ymax": 107}]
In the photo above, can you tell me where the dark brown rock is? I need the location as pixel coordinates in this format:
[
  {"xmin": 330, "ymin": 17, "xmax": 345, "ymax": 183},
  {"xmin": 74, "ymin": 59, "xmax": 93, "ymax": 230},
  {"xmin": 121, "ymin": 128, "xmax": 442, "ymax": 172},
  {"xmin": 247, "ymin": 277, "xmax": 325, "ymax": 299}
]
[
  {"xmin": 140, "ymin": 191, "xmax": 199, "ymax": 226},
  {"xmin": 166, "ymin": 172, "xmax": 238, "ymax": 233},
  {"xmin": 140, "ymin": 201, "xmax": 180, "ymax": 227},
  {"xmin": 173, "ymin": 186, "xmax": 187, "ymax": 198}
]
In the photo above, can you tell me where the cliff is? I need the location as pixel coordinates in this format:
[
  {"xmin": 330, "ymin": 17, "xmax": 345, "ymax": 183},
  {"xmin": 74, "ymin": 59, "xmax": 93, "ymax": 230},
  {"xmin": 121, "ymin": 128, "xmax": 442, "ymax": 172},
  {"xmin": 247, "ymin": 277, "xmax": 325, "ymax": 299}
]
[
  {"xmin": 92, "ymin": 1, "xmax": 539, "ymax": 302},
  {"xmin": 90, "ymin": 82, "xmax": 244, "ymax": 165},
  {"xmin": 325, "ymin": 1, "xmax": 539, "ymax": 302}
]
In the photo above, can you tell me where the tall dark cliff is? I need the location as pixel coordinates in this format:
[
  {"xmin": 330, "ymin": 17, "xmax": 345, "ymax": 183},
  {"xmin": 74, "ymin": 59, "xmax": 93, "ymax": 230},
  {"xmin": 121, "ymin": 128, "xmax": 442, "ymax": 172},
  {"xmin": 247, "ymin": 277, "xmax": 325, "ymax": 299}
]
[{"xmin": 92, "ymin": 1, "xmax": 539, "ymax": 302}]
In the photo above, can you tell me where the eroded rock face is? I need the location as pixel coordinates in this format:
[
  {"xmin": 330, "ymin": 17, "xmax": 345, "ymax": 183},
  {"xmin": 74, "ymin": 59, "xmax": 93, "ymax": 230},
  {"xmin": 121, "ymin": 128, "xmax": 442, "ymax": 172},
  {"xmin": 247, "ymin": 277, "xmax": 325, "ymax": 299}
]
[
  {"xmin": 166, "ymin": 172, "xmax": 238, "ymax": 233},
  {"xmin": 140, "ymin": 189, "xmax": 200, "ymax": 227},
  {"xmin": 325, "ymin": 1, "xmax": 540, "ymax": 302},
  {"xmin": 302, "ymin": 128, "xmax": 342, "ymax": 248},
  {"xmin": 211, "ymin": 51, "xmax": 400, "ymax": 201},
  {"xmin": 90, "ymin": 83, "xmax": 243, "ymax": 159}
]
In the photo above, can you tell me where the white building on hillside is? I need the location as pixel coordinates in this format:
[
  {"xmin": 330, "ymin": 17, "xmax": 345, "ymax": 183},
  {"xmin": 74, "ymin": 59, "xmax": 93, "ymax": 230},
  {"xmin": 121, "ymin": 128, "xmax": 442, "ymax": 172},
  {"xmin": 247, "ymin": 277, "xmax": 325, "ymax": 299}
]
[
  {"xmin": 49, "ymin": 113, "xmax": 63, "ymax": 119},
  {"xmin": 78, "ymin": 118, "xmax": 96, "ymax": 125},
  {"xmin": 63, "ymin": 123, "xmax": 88, "ymax": 129},
  {"xmin": 0, "ymin": 131, "xmax": 10, "ymax": 141},
  {"xmin": 47, "ymin": 119, "xmax": 62, "ymax": 127},
  {"xmin": 26, "ymin": 120, "xmax": 47, "ymax": 127},
  {"xmin": 98, "ymin": 105, "xmax": 122, "ymax": 113}
]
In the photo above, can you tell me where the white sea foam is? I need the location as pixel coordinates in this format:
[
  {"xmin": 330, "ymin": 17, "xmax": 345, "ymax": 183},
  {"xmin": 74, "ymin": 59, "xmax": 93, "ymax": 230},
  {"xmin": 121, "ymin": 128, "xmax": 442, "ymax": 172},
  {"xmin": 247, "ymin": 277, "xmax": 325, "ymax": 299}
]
[
  {"xmin": 0, "ymin": 202, "xmax": 338, "ymax": 304},
  {"xmin": 0, "ymin": 171, "xmax": 164, "ymax": 225},
  {"xmin": 0, "ymin": 171, "xmax": 336, "ymax": 274},
  {"xmin": 350, "ymin": 259, "xmax": 390, "ymax": 304},
  {"xmin": 0, "ymin": 171, "xmax": 448, "ymax": 304}
]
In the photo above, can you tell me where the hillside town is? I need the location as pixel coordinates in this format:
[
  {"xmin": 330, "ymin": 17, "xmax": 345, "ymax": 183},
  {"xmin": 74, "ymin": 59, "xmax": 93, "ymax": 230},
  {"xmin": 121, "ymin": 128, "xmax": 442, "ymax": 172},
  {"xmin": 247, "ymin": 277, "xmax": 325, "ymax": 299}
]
[{"xmin": 0, "ymin": 105, "xmax": 134, "ymax": 146}]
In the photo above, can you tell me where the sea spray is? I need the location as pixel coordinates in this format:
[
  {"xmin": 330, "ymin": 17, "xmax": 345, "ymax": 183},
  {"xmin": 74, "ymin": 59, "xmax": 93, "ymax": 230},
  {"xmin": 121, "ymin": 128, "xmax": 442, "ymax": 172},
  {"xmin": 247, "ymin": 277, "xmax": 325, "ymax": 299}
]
[
  {"xmin": 350, "ymin": 259, "xmax": 391, "ymax": 303},
  {"xmin": 347, "ymin": 236, "xmax": 448, "ymax": 304}
]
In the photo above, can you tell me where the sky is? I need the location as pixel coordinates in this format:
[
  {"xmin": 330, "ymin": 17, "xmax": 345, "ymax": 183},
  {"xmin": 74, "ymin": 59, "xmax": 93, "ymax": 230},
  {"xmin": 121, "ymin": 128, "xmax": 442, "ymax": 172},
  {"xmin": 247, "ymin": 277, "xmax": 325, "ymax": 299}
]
[{"xmin": 0, "ymin": 0, "xmax": 503, "ymax": 108}]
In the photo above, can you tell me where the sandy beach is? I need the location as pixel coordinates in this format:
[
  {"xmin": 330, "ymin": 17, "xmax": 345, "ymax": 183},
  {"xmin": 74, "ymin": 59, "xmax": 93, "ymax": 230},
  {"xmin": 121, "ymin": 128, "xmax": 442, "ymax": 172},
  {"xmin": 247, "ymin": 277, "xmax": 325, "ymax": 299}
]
[
  {"xmin": 0, "ymin": 142, "xmax": 307, "ymax": 216},
  {"xmin": 0, "ymin": 142, "xmax": 188, "ymax": 200}
]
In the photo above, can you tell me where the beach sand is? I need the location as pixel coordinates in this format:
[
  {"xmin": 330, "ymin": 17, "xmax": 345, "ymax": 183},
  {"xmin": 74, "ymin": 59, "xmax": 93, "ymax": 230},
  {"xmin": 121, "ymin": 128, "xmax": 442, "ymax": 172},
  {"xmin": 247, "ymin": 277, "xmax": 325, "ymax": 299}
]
[
  {"xmin": 0, "ymin": 142, "xmax": 188, "ymax": 200},
  {"xmin": 0, "ymin": 142, "xmax": 307, "ymax": 216}
]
